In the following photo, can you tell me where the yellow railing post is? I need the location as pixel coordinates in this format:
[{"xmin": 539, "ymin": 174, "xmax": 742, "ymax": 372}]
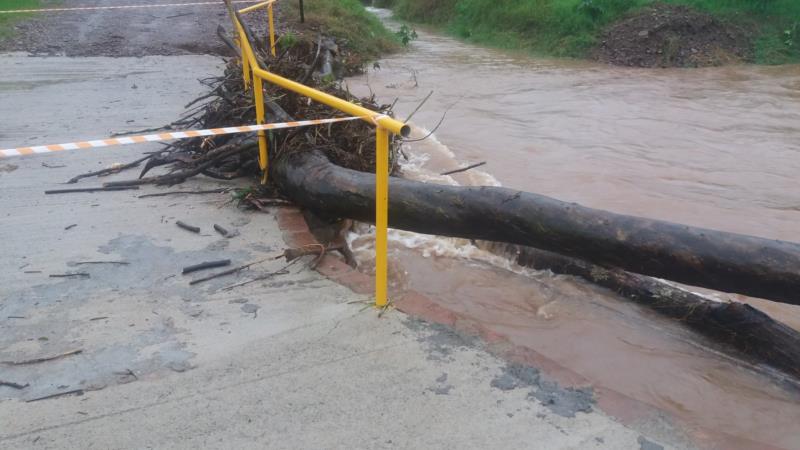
[
  {"xmin": 252, "ymin": 73, "xmax": 269, "ymax": 183},
  {"xmin": 375, "ymin": 127, "xmax": 389, "ymax": 307},
  {"xmin": 268, "ymin": 3, "xmax": 276, "ymax": 57},
  {"xmin": 232, "ymin": 2, "xmax": 409, "ymax": 307},
  {"xmin": 240, "ymin": 38, "xmax": 251, "ymax": 89}
]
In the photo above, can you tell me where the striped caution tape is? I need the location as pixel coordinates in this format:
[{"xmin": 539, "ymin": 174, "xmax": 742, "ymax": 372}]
[
  {"xmin": 0, "ymin": 1, "xmax": 259, "ymax": 14},
  {"xmin": 0, "ymin": 116, "xmax": 361, "ymax": 158}
]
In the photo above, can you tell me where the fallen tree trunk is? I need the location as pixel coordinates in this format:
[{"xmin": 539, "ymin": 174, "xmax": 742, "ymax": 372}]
[
  {"xmin": 506, "ymin": 244, "xmax": 800, "ymax": 379},
  {"xmin": 273, "ymin": 149, "xmax": 800, "ymax": 379},
  {"xmin": 274, "ymin": 150, "xmax": 800, "ymax": 306}
]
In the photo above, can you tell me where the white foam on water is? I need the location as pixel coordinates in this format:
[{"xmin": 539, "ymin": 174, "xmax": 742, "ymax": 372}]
[
  {"xmin": 347, "ymin": 126, "xmax": 532, "ymax": 277},
  {"xmin": 347, "ymin": 223, "xmax": 547, "ymax": 281},
  {"xmin": 401, "ymin": 125, "xmax": 502, "ymax": 187}
]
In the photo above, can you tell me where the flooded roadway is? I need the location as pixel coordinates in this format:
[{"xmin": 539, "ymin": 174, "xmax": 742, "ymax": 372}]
[{"xmin": 346, "ymin": 8, "xmax": 800, "ymax": 449}]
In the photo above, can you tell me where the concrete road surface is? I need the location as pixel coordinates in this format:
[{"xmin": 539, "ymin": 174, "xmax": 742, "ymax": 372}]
[{"xmin": 0, "ymin": 3, "xmax": 687, "ymax": 448}]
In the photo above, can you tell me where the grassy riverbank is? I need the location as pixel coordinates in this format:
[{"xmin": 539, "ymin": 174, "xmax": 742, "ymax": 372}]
[
  {"xmin": 384, "ymin": 0, "xmax": 800, "ymax": 65},
  {"xmin": 286, "ymin": 0, "xmax": 399, "ymax": 62},
  {"xmin": 0, "ymin": 0, "xmax": 41, "ymax": 39}
]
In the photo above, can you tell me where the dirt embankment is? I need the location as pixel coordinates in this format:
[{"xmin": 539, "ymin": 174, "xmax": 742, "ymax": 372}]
[
  {"xmin": 0, "ymin": 0, "xmax": 256, "ymax": 57},
  {"xmin": 594, "ymin": 3, "xmax": 751, "ymax": 68}
]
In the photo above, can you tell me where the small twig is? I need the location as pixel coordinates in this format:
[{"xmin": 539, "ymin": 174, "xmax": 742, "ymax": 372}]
[
  {"xmin": 2, "ymin": 349, "xmax": 83, "ymax": 366},
  {"xmin": 73, "ymin": 261, "xmax": 129, "ymax": 266},
  {"xmin": 41, "ymin": 162, "xmax": 66, "ymax": 169},
  {"xmin": 300, "ymin": 35, "xmax": 323, "ymax": 85},
  {"xmin": 404, "ymin": 90, "xmax": 433, "ymax": 124},
  {"xmin": 49, "ymin": 273, "xmax": 90, "ymax": 278},
  {"xmin": 45, "ymin": 186, "xmax": 139, "ymax": 194},
  {"xmin": 221, "ymin": 259, "xmax": 298, "ymax": 291},
  {"xmin": 27, "ymin": 389, "xmax": 84, "ymax": 403},
  {"xmin": 175, "ymin": 220, "xmax": 201, "ymax": 233},
  {"xmin": 64, "ymin": 224, "xmax": 77, "ymax": 230},
  {"xmin": 182, "ymin": 259, "xmax": 231, "ymax": 275},
  {"xmin": 67, "ymin": 154, "xmax": 154, "ymax": 184},
  {"xmin": 138, "ymin": 188, "xmax": 230, "ymax": 199},
  {"xmin": 378, "ymin": 301, "xmax": 393, "ymax": 318},
  {"xmin": 440, "ymin": 161, "xmax": 487, "ymax": 176},
  {"xmin": 113, "ymin": 369, "xmax": 138, "ymax": 380},
  {"xmin": 402, "ymin": 112, "xmax": 447, "ymax": 143},
  {"xmin": 110, "ymin": 126, "xmax": 171, "ymax": 137},
  {"xmin": 403, "ymin": 96, "xmax": 463, "ymax": 143},
  {"xmin": 0, "ymin": 380, "xmax": 29, "ymax": 390},
  {"xmin": 165, "ymin": 12, "xmax": 193, "ymax": 19},
  {"xmin": 89, "ymin": 316, "xmax": 108, "ymax": 321},
  {"xmin": 189, "ymin": 257, "xmax": 272, "ymax": 285}
]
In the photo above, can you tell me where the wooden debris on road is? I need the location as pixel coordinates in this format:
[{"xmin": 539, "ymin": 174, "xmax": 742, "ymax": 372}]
[
  {"xmin": 175, "ymin": 220, "xmax": 201, "ymax": 233},
  {"xmin": 189, "ymin": 257, "xmax": 271, "ymax": 285},
  {"xmin": 45, "ymin": 186, "xmax": 139, "ymax": 194},
  {"xmin": 2, "ymin": 349, "xmax": 83, "ymax": 366},
  {"xmin": 0, "ymin": 380, "xmax": 29, "ymax": 389},
  {"xmin": 182, "ymin": 259, "xmax": 231, "ymax": 274},
  {"xmin": 138, "ymin": 188, "xmax": 230, "ymax": 198}
]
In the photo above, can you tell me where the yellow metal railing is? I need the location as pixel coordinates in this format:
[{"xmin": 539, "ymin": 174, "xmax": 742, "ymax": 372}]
[{"xmin": 229, "ymin": 1, "xmax": 409, "ymax": 307}]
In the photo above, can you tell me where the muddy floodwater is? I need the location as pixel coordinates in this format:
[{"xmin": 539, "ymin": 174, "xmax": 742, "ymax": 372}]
[{"xmin": 346, "ymin": 8, "xmax": 800, "ymax": 449}]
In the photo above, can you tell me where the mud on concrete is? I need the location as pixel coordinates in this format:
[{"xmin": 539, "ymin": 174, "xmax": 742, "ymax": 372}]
[{"xmin": 408, "ymin": 318, "xmax": 596, "ymax": 418}]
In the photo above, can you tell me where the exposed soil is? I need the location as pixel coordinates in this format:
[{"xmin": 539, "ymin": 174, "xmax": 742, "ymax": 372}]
[
  {"xmin": 0, "ymin": 0, "xmax": 269, "ymax": 57},
  {"xmin": 594, "ymin": 3, "xmax": 752, "ymax": 68}
]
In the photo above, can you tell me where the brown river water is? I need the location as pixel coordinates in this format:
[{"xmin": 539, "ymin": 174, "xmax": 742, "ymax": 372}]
[{"xmin": 346, "ymin": 9, "xmax": 800, "ymax": 449}]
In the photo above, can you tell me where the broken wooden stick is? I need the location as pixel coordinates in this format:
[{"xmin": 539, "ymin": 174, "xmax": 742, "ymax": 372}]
[
  {"xmin": 175, "ymin": 220, "xmax": 201, "ymax": 233},
  {"xmin": 0, "ymin": 380, "xmax": 29, "ymax": 389},
  {"xmin": 221, "ymin": 259, "xmax": 298, "ymax": 291},
  {"xmin": 73, "ymin": 261, "xmax": 129, "ymax": 266},
  {"xmin": 440, "ymin": 161, "xmax": 487, "ymax": 176},
  {"xmin": 27, "ymin": 389, "xmax": 85, "ymax": 403},
  {"xmin": 138, "ymin": 188, "xmax": 230, "ymax": 199},
  {"xmin": 182, "ymin": 259, "xmax": 231, "ymax": 274},
  {"xmin": 45, "ymin": 186, "xmax": 139, "ymax": 194},
  {"xmin": 213, "ymin": 224, "xmax": 231, "ymax": 237},
  {"xmin": 67, "ymin": 153, "xmax": 153, "ymax": 184},
  {"xmin": 189, "ymin": 257, "xmax": 271, "ymax": 285},
  {"xmin": 2, "ymin": 349, "xmax": 83, "ymax": 366}
]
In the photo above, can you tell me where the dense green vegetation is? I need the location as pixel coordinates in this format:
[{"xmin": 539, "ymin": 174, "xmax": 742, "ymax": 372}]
[
  {"xmin": 0, "ymin": 0, "xmax": 41, "ymax": 39},
  {"xmin": 382, "ymin": 0, "xmax": 800, "ymax": 64},
  {"xmin": 287, "ymin": 0, "xmax": 399, "ymax": 60}
]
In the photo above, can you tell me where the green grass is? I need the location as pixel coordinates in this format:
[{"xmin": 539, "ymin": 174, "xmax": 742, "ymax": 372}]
[
  {"xmin": 386, "ymin": 0, "xmax": 800, "ymax": 64},
  {"xmin": 0, "ymin": 0, "xmax": 42, "ymax": 39},
  {"xmin": 286, "ymin": 0, "xmax": 400, "ymax": 61}
]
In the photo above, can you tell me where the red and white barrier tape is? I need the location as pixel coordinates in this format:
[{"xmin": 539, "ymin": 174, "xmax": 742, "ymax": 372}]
[
  {"xmin": 0, "ymin": 117, "xmax": 360, "ymax": 158},
  {"xmin": 0, "ymin": 1, "xmax": 259, "ymax": 14}
]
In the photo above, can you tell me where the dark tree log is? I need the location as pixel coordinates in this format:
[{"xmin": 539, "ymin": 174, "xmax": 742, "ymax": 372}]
[
  {"xmin": 506, "ymin": 244, "xmax": 800, "ymax": 380},
  {"xmin": 273, "ymin": 150, "xmax": 800, "ymax": 306}
]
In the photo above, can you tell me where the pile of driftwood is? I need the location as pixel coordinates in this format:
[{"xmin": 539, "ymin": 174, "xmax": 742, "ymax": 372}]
[
  {"xmin": 66, "ymin": 25, "xmax": 800, "ymax": 382},
  {"xmin": 79, "ymin": 24, "xmax": 400, "ymax": 190}
]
